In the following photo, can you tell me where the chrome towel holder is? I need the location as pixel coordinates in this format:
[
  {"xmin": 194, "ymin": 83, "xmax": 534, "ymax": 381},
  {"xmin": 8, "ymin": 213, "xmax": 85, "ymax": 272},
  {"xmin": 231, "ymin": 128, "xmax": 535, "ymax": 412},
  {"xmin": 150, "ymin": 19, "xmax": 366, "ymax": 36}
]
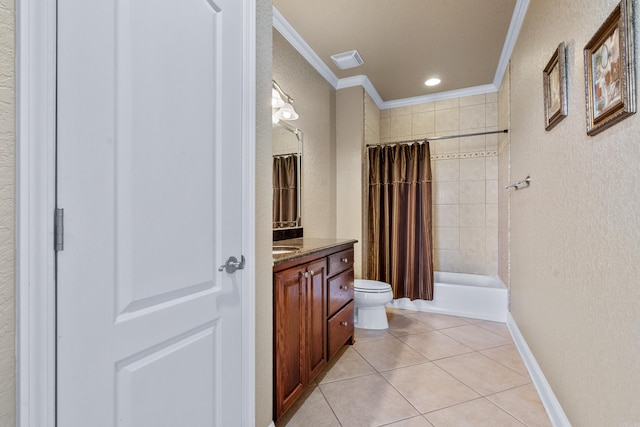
[{"xmin": 505, "ymin": 175, "xmax": 531, "ymax": 190}]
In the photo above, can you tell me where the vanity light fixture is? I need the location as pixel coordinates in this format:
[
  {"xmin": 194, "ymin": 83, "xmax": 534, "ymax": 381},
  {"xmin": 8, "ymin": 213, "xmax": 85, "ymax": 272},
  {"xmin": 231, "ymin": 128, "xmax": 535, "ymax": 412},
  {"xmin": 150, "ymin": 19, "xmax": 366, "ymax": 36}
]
[
  {"xmin": 424, "ymin": 78, "xmax": 441, "ymax": 86},
  {"xmin": 272, "ymin": 81, "xmax": 299, "ymax": 122}
]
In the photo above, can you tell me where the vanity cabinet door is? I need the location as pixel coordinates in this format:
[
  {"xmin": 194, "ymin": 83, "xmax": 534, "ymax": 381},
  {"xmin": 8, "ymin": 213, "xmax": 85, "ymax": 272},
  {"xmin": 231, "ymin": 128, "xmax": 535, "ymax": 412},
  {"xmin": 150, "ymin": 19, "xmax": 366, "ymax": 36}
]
[
  {"xmin": 306, "ymin": 259, "xmax": 327, "ymax": 380},
  {"xmin": 274, "ymin": 265, "xmax": 307, "ymax": 419}
]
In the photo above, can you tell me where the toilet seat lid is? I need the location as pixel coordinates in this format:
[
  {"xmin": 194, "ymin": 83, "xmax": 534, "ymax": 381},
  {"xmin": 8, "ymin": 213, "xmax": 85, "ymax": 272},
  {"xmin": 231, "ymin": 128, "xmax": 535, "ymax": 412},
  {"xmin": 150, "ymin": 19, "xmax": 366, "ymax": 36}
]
[{"xmin": 354, "ymin": 279, "xmax": 392, "ymax": 293}]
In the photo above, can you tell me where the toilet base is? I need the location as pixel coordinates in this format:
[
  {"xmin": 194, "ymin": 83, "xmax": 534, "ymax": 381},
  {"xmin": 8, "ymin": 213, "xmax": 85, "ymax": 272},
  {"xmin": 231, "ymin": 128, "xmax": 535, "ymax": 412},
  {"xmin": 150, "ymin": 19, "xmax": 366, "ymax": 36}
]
[{"xmin": 354, "ymin": 305, "xmax": 389, "ymax": 330}]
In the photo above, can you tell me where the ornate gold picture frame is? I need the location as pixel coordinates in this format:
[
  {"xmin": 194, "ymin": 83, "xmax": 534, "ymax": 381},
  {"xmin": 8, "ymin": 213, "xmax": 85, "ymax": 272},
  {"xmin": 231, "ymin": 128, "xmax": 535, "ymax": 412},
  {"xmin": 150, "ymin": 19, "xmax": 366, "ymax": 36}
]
[{"xmin": 584, "ymin": 0, "xmax": 636, "ymax": 136}]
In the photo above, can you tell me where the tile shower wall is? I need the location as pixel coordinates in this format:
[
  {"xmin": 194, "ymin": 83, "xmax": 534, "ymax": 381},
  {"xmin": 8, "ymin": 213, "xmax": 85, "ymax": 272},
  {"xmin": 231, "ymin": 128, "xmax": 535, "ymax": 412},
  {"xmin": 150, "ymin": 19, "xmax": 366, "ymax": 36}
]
[{"xmin": 380, "ymin": 94, "xmax": 499, "ymax": 275}]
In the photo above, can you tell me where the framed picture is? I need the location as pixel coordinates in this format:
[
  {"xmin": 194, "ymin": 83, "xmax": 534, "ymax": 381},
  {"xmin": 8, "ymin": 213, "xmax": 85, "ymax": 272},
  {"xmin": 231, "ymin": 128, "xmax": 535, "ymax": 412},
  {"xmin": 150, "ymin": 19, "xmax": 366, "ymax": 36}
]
[
  {"xmin": 543, "ymin": 42, "xmax": 568, "ymax": 130},
  {"xmin": 584, "ymin": 0, "xmax": 636, "ymax": 136}
]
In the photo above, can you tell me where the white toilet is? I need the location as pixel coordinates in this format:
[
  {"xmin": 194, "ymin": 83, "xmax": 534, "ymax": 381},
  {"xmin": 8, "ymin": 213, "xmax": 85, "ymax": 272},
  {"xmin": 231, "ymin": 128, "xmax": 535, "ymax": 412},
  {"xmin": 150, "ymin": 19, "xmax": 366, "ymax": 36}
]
[{"xmin": 353, "ymin": 279, "xmax": 394, "ymax": 330}]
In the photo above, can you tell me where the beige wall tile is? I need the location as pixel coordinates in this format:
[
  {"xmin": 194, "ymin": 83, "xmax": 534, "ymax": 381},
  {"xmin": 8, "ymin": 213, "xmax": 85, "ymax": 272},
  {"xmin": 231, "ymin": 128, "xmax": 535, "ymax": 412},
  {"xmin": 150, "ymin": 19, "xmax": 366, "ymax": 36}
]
[
  {"xmin": 460, "ymin": 180, "xmax": 485, "ymax": 204},
  {"xmin": 380, "ymin": 117, "xmax": 390, "ymax": 139},
  {"xmin": 412, "ymin": 102, "xmax": 435, "ymax": 113},
  {"xmin": 460, "ymin": 158, "xmax": 485, "ymax": 181},
  {"xmin": 435, "ymin": 108, "xmax": 460, "ymax": 133},
  {"xmin": 433, "ymin": 159, "xmax": 460, "ymax": 182},
  {"xmin": 486, "ymin": 103, "xmax": 498, "ymax": 128},
  {"xmin": 434, "ymin": 227, "xmax": 460, "ymax": 250},
  {"xmin": 460, "ymin": 136, "xmax": 486, "ymax": 152},
  {"xmin": 485, "ymin": 180, "xmax": 498, "ymax": 203},
  {"xmin": 486, "ymin": 204, "xmax": 498, "ymax": 228},
  {"xmin": 390, "ymin": 105, "xmax": 413, "ymax": 117},
  {"xmin": 430, "ymin": 138, "xmax": 459, "ymax": 155},
  {"xmin": 486, "ymin": 156, "xmax": 498, "ymax": 179},
  {"xmin": 460, "ymin": 227, "xmax": 486, "ymax": 253},
  {"xmin": 435, "ymin": 98, "xmax": 460, "ymax": 110},
  {"xmin": 435, "ymin": 204, "xmax": 460, "ymax": 227},
  {"xmin": 412, "ymin": 111, "xmax": 435, "ymax": 135},
  {"xmin": 460, "ymin": 94, "xmax": 486, "ymax": 107},
  {"xmin": 433, "ymin": 181, "xmax": 460, "ymax": 205},
  {"xmin": 459, "ymin": 249, "xmax": 486, "ymax": 274},
  {"xmin": 390, "ymin": 114, "xmax": 412, "ymax": 138},
  {"xmin": 460, "ymin": 104, "xmax": 486, "ymax": 130},
  {"xmin": 460, "ymin": 204, "xmax": 485, "ymax": 227}
]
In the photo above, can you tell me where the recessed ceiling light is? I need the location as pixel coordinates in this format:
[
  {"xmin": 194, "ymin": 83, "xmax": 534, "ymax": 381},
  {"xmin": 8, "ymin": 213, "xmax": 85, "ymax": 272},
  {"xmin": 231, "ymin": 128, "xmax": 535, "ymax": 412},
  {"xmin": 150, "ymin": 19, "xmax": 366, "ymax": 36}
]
[
  {"xmin": 331, "ymin": 50, "xmax": 364, "ymax": 70},
  {"xmin": 424, "ymin": 78, "xmax": 441, "ymax": 86}
]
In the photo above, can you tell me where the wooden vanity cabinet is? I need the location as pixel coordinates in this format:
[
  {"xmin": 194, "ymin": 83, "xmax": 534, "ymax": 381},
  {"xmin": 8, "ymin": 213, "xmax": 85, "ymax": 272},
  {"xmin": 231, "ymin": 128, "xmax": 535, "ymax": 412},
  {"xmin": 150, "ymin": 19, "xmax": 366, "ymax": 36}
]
[{"xmin": 273, "ymin": 243, "xmax": 355, "ymax": 421}]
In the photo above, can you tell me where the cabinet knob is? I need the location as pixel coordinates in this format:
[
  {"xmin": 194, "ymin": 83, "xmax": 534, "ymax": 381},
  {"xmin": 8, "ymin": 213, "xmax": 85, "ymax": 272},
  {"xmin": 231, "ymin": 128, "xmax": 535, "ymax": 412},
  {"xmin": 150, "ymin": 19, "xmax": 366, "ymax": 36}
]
[
  {"xmin": 340, "ymin": 285, "xmax": 348, "ymax": 290},
  {"xmin": 340, "ymin": 257, "xmax": 348, "ymax": 263},
  {"xmin": 340, "ymin": 321, "xmax": 348, "ymax": 327},
  {"xmin": 309, "ymin": 269, "xmax": 315, "ymax": 276},
  {"xmin": 301, "ymin": 271, "xmax": 309, "ymax": 278}
]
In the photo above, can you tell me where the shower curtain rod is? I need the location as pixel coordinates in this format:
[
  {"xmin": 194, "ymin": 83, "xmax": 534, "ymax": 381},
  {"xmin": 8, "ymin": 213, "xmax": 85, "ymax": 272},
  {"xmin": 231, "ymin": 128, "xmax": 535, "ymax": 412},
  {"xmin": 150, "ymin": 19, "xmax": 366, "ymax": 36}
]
[{"xmin": 366, "ymin": 129, "xmax": 508, "ymax": 147}]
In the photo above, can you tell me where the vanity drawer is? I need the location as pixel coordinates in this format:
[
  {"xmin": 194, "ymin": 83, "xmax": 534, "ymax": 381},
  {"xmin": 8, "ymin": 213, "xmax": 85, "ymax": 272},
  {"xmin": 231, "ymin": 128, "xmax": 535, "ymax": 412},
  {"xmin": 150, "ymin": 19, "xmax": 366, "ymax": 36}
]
[
  {"xmin": 328, "ymin": 248, "xmax": 354, "ymax": 276},
  {"xmin": 328, "ymin": 269, "xmax": 354, "ymax": 316},
  {"xmin": 327, "ymin": 301, "xmax": 354, "ymax": 359}
]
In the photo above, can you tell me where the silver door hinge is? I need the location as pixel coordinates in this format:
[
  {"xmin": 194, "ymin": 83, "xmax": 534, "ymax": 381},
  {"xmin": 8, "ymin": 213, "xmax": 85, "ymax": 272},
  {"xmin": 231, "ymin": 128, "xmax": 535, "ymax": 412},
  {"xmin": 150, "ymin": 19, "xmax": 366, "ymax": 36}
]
[{"xmin": 54, "ymin": 208, "xmax": 64, "ymax": 252}]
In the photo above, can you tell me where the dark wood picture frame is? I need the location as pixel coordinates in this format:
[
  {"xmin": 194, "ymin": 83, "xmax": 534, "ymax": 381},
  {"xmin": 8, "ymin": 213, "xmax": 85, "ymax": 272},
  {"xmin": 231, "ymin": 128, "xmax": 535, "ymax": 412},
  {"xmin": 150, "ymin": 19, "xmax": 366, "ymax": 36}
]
[{"xmin": 544, "ymin": 42, "xmax": 568, "ymax": 130}]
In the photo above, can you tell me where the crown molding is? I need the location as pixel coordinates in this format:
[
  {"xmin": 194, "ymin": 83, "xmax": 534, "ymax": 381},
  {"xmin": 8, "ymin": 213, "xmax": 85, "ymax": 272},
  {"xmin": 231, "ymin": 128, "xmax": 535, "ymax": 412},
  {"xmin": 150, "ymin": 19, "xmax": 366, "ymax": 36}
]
[
  {"xmin": 494, "ymin": 0, "xmax": 530, "ymax": 87},
  {"xmin": 380, "ymin": 84, "xmax": 498, "ymax": 109},
  {"xmin": 272, "ymin": 6, "xmax": 339, "ymax": 88},
  {"xmin": 273, "ymin": 3, "xmax": 527, "ymax": 110}
]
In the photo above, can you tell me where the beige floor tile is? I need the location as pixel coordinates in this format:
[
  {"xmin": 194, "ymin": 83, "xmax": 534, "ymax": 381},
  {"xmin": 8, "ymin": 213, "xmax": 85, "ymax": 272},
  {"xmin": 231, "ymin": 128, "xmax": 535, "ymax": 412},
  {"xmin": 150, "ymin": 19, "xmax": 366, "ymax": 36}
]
[
  {"xmin": 381, "ymin": 363, "xmax": 480, "ymax": 413},
  {"xmin": 398, "ymin": 331, "xmax": 474, "ymax": 361},
  {"xmin": 316, "ymin": 346, "xmax": 376, "ymax": 384},
  {"xmin": 434, "ymin": 352, "xmax": 530, "ymax": 395},
  {"xmin": 481, "ymin": 344, "xmax": 529, "ymax": 377},
  {"xmin": 424, "ymin": 398, "xmax": 525, "ymax": 427},
  {"xmin": 319, "ymin": 374, "xmax": 419, "ymax": 426},
  {"xmin": 475, "ymin": 320, "xmax": 513, "ymax": 339},
  {"xmin": 354, "ymin": 327, "xmax": 395, "ymax": 343},
  {"xmin": 439, "ymin": 324, "xmax": 511, "ymax": 350},
  {"xmin": 407, "ymin": 312, "xmax": 471, "ymax": 330},
  {"xmin": 387, "ymin": 313, "xmax": 434, "ymax": 336},
  {"xmin": 487, "ymin": 384, "xmax": 552, "ymax": 427},
  {"xmin": 276, "ymin": 385, "xmax": 340, "ymax": 427},
  {"xmin": 382, "ymin": 415, "xmax": 434, "ymax": 426},
  {"xmin": 354, "ymin": 337, "xmax": 428, "ymax": 372}
]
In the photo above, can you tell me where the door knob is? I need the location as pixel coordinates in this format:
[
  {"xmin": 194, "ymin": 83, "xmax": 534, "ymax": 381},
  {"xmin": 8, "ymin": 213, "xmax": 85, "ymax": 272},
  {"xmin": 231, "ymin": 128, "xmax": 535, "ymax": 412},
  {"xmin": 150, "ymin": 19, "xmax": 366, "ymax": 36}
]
[{"xmin": 218, "ymin": 255, "xmax": 245, "ymax": 274}]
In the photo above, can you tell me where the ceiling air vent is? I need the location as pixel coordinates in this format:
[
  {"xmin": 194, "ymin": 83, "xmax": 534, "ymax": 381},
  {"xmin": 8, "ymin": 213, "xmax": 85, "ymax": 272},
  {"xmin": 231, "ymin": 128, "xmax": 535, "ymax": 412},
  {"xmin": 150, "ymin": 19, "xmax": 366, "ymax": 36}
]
[{"xmin": 330, "ymin": 50, "xmax": 364, "ymax": 70}]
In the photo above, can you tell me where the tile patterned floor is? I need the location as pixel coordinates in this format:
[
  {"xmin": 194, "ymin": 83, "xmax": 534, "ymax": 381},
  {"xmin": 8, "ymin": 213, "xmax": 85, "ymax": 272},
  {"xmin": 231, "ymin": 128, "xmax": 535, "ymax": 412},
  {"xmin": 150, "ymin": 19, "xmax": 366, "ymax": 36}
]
[{"xmin": 276, "ymin": 309, "xmax": 552, "ymax": 427}]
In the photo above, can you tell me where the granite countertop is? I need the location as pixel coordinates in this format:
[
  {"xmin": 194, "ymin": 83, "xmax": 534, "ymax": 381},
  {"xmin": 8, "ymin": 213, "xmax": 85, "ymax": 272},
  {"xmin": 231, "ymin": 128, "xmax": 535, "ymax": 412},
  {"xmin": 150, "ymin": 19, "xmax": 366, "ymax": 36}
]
[{"xmin": 272, "ymin": 237, "xmax": 357, "ymax": 265}]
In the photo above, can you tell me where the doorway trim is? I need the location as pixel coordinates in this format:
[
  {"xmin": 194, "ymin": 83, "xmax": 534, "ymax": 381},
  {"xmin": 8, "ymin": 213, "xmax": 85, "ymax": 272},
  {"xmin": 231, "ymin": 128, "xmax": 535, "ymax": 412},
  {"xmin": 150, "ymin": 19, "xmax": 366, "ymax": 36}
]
[{"xmin": 16, "ymin": 1, "xmax": 257, "ymax": 425}]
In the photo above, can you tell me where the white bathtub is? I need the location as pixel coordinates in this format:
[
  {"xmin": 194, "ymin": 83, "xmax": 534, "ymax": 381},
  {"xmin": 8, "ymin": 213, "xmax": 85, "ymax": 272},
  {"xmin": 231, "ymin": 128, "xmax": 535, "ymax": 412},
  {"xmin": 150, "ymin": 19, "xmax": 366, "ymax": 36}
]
[{"xmin": 388, "ymin": 271, "xmax": 508, "ymax": 322}]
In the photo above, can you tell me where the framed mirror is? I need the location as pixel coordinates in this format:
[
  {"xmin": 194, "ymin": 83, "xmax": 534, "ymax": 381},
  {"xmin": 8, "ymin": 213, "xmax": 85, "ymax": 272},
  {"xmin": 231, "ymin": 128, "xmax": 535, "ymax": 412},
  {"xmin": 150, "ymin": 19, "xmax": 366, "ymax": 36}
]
[{"xmin": 272, "ymin": 121, "xmax": 302, "ymax": 230}]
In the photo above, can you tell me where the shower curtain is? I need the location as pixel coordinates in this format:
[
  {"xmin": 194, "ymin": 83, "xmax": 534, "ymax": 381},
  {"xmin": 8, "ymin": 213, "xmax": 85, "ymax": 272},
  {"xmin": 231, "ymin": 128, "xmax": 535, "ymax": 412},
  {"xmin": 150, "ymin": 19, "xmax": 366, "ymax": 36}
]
[
  {"xmin": 367, "ymin": 142, "xmax": 434, "ymax": 300},
  {"xmin": 273, "ymin": 154, "xmax": 298, "ymax": 228}
]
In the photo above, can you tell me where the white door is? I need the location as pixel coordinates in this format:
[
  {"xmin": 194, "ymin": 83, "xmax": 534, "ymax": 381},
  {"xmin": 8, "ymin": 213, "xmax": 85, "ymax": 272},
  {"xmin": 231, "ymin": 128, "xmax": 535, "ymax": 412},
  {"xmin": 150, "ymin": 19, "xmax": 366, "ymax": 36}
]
[{"xmin": 56, "ymin": 0, "xmax": 250, "ymax": 425}]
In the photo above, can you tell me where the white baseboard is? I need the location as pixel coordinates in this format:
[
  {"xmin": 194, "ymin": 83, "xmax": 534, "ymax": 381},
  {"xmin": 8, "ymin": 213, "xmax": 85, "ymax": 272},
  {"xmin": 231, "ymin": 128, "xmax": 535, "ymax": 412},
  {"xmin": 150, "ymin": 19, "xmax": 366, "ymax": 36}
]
[
  {"xmin": 267, "ymin": 422, "xmax": 275, "ymax": 427},
  {"xmin": 506, "ymin": 313, "xmax": 572, "ymax": 427}
]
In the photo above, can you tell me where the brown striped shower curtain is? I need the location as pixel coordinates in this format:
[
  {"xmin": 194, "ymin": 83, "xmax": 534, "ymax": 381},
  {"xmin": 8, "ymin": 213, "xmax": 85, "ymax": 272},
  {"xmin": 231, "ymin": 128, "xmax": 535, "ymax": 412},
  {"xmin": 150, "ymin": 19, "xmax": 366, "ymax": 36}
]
[
  {"xmin": 367, "ymin": 142, "xmax": 434, "ymax": 300},
  {"xmin": 273, "ymin": 154, "xmax": 298, "ymax": 228}
]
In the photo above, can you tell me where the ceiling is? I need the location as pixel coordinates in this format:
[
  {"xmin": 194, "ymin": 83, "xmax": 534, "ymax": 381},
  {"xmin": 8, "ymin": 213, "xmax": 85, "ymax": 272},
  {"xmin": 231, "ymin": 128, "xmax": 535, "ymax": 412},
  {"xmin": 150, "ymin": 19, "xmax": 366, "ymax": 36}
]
[{"xmin": 273, "ymin": 0, "xmax": 527, "ymax": 108}]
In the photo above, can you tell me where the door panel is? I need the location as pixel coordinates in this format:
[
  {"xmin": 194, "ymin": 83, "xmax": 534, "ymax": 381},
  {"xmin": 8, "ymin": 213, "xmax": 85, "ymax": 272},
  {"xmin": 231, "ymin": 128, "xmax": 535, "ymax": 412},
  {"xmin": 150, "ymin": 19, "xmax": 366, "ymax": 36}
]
[{"xmin": 56, "ymin": 0, "xmax": 246, "ymax": 425}]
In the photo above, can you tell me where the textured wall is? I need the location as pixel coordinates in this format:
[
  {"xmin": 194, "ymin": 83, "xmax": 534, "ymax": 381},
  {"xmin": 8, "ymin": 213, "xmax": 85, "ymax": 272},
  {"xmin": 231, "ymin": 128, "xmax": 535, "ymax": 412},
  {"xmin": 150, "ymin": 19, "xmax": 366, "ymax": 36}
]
[
  {"xmin": 255, "ymin": 1, "xmax": 273, "ymax": 425},
  {"xmin": 272, "ymin": 30, "xmax": 337, "ymax": 239},
  {"xmin": 498, "ymin": 65, "xmax": 511, "ymax": 290},
  {"xmin": 509, "ymin": 0, "xmax": 640, "ymax": 424},
  {"xmin": 0, "ymin": 0, "xmax": 15, "ymax": 424},
  {"xmin": 380, "ymin": 95, "xmax": 500, "ymax": 275},
  {"xmin": 336, "ymin": 87, "xmax": 364, "ymax": 277}
]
